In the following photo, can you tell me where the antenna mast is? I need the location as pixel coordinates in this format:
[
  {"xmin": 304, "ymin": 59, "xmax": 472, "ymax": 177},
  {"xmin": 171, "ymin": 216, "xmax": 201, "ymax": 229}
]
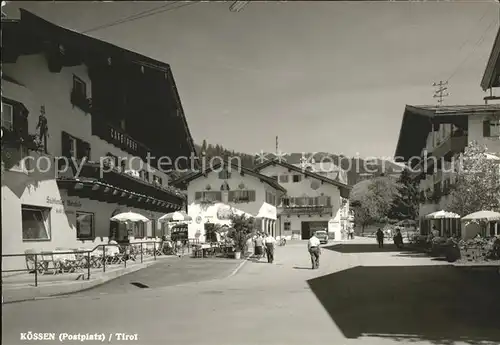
[{"xmin": 432, "ymin": 81, "xmax": 449, "ymax": 106}]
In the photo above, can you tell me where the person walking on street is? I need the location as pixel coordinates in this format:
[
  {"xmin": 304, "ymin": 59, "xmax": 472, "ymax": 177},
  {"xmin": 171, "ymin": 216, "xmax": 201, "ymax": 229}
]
[
  {"xmin": 308, "ymin": 232, "xmax": 321, "ymax": 269},
  {"xmin": 263, "ymin": 233, "xmax": 276, "ymax": 263},
  {"xmin": 254, "ymin": 234, "xmax": 264, "ymax": 259},
  {"xmin": 376, "ymin": 228, "xmax": 384, "ymax": 248}
]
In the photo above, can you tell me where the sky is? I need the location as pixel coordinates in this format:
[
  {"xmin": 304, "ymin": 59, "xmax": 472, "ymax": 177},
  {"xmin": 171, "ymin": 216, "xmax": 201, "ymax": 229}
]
[{"xmin": 4, "ymin": 1, "xmax": 500, "ymax": 159}]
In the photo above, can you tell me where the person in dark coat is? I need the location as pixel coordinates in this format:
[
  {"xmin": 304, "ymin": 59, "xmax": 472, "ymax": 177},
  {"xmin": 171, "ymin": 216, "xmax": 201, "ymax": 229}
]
[{"xmin": 376, "ymin": 228, "xmax": 384, "ymax": 248}]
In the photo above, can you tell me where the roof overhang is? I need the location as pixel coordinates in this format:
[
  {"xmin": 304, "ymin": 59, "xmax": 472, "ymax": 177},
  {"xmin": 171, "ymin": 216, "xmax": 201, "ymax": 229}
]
[
  {"xmin": 394, "ymin": 104, "xmax": 500, "ymax": 162},
  {"xmin": 481, "ymin": 27, "xmax": 500, "ymax": 91}
]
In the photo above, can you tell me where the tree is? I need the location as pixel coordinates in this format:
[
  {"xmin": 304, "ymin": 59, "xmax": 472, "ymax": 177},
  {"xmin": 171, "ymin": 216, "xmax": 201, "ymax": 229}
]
[
  {"xmin": 349, "ymin": 176, "xmax": 400, "ymax": 234},
  {"xmin": 389, "ymin": 167, "xmax": 419, "ymax": 221},
  {"xmin": 228, "ymin": 213, "xmax": 254, "ymax": 253},
  {"xmin": 447, "ymin": 142, "xmax": 500, "ymax": 216}
]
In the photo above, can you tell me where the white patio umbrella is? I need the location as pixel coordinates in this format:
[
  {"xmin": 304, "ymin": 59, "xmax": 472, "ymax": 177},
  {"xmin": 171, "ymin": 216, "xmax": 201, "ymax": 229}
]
[
  {"xmin": 462, "ymin": 210, "xmax": 500, "ymax": 222},
  {"xmin": 425, "ymin": 210, "xmax": 461, "ymax": 237},
  {"xmin": 425, "ymin": 210, "xmax": 461, "ymax": 219},
  {"xmin": 158, "ymin": 211, "xmax": 192, "ymax": 223},
  {"xmin": 110, "ymin": 211, "xmax": 149, "ymax": 223},
  {"xmin": 462, "ymin": 210, "xmax": 500, "ymax": 237}
]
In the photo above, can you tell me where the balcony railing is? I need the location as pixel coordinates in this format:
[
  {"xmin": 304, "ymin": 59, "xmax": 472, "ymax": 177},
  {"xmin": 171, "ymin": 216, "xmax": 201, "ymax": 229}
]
[
  {"xmin": 278, "ymin": 205, "xmax": 331, "ymax": 215},
  {"xmin": 431, "ymin": 134, "xmax": 467, "ymax": 161}
]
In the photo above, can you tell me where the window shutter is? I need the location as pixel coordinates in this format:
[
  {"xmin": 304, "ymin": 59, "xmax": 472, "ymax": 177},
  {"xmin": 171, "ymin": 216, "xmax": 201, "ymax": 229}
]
[
  {"xmin": 195, "ymin": 192, "xmax": 202, "ymax": 200},
  {"xmin": 249, "ymin": 190, "xmax": 256, "ymax": 201},
  {"xmin": 483, "ymin": 120, "xmax": 491, "ymax": 137},
  {"xmin": 61, "ymin": 132, "xmax": 71, "ymax": 158},
  {"xmin": 13, "ymin": 105, "xmax": 28, "ymax": 138}
]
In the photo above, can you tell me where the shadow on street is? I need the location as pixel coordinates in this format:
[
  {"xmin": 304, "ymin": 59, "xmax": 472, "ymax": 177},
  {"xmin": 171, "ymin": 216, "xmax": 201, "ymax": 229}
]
[
  {"xmin": 307, "ymin": 265, "xmax": 500, "ymax": 344},
  {"xmin": 323, "ymin": 243, "xmax": 413, "ymax": 253}
]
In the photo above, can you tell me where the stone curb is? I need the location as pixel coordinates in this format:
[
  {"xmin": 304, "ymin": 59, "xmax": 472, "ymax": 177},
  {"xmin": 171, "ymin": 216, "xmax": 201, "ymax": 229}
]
[{"xmin": 2, "ymin": 257, "xmax": 174, "ymax": 304}]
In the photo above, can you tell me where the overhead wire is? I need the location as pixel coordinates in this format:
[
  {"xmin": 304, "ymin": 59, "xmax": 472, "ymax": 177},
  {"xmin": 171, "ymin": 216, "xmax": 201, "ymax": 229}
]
[
  {"xmin": 82, "ymin": 1, "xmax": 200, "ymax": 34},
  {"xmin": 447, "ymin": 15, "xmax": 498, "ymax": 82}
]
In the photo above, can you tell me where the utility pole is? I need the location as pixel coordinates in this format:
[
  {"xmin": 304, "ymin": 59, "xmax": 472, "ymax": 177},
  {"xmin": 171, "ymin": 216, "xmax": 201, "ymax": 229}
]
[{"xmin": 432, "ymin": 81, "xmax": 449, "ymax": 106}]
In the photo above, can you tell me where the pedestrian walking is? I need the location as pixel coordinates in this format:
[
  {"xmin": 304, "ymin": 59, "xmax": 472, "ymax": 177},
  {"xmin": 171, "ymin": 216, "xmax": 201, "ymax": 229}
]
[
  {"xmin": 308, "ymin": 232, "xmax": 321, "ymax": 269},
  {"xmin": 376, "ymin": 228, "xmax": 384, "ymax": 248},
  {"xmin": 254, "ymin": 234, "xmax": 264, "ymax": 258},
  {"xmin": 263, "ymin": 233, "xmax": 276, "ymax": 263},
  {"xmin": 349, "ymin": 226, "xmax": 355, "ymax": 240}
]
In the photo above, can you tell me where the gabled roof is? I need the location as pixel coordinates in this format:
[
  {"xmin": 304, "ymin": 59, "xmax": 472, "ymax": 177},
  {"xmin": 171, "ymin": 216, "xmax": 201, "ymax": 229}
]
[
  {"xmin": 169, "ymin": 160, "xmax": 287, "ymax": 194},
  {"xmin": 481, "ymin": 26, "xmax": 500, "ymax": 91},
  {"xmin": 394, "ymin": 104, "xmax": 500, "ymax": 162},
  {"xmin": 3, "ymin": 10, "xmax": 197, "ymax": 158},
  {"xmin": 253, "ymin": 159, "xmax": 351, "ymax": 198}
]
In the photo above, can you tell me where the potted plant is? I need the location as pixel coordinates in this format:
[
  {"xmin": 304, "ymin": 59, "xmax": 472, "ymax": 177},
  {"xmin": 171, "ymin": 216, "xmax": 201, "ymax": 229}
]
[{"xmin": 228, "ymin": 213, "xmax": 254, "ymax": 259}]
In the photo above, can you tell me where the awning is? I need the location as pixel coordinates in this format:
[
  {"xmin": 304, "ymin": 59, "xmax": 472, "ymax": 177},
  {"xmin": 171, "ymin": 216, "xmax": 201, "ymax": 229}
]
[{"xmin": 256, "ymin": 202, "xmax": 277, "ymax": 220}]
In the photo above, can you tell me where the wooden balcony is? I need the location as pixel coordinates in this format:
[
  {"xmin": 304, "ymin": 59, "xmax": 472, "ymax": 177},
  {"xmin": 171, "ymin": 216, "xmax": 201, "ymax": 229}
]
[{"xmin": 431, "ymin": 135, "xmax": 467, "ymax": 161}]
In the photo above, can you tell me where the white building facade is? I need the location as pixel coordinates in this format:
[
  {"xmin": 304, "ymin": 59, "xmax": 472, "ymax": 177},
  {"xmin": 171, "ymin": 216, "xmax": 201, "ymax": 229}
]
[
  {"xmin": 255, "ymin": 159, "xmax": 351, "ymax": 240},
  {"xmin": 170, "ymin": 160, "xmax": 287, "ymax": 241},
  {"xmin": 1, "ymin": 11, "xmax": 195, "ymax": 270}
]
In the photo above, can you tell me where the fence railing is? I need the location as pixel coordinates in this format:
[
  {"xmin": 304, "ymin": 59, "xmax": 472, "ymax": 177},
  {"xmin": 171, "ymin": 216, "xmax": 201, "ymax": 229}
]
[{"xmin": 1, "ymin": 240, "xmax": 192, "ymax": 287}]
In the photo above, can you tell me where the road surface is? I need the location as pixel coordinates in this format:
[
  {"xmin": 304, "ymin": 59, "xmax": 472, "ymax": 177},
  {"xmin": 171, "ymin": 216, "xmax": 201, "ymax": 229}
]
[{"xmin": 3, "ymin": 239, "xmax": 499, "ymax": 345}]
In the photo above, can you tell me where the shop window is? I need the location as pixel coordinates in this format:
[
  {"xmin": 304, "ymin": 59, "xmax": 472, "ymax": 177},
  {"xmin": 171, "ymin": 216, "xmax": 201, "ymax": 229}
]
[
  {"xmin": 22, "ymin": 205, "xmax": 51, "ymax": 241},
  {"xmin": 76, "ymin": 212, "xmax": 94, "ymax": 240}
]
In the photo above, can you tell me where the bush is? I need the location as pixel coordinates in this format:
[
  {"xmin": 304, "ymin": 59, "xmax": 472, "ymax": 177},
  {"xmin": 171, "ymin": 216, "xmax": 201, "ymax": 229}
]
[{"xmin": 228, "ymin": 214, "xmax": 254, "ymax": 252}]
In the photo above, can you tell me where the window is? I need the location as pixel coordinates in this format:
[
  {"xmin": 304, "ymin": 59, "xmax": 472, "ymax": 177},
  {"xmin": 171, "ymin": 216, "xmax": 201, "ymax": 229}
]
[
  {"xmin": 266, "ymin": 191, "xmax": 276, "ymax": 205},
  {"xmin": 284, "ymin": 222, "xmax": 291, "ymax": 231},
  {"xmin": 281, "ymin": 197, "xmax": 290, "ymax": 207},
  {"xmin": 153, "ymin": 175, "xmax": 163, "ymax": 186},
  {"xmin": 292, "ymin": 175, "xmax": 302, "ymax": 183},
  {"xmin": 218, "ymin": 169, "xmax": 231, "ymax": 179},
  {"xmin": 279, "ymin": 175, "xmax": 289, "ymax": 183},
  {"xmin": 140, "ymin": 169, "xmax": 150, "ymax": 182},
  {"xmin": 69, "ymin": 136, "xmax": 77, "ymax": 158},
  {"xmin": 195, "ymin": 191, "xmax": 222, "ymax": 202},
  {"xmin": 76, "ymin": 212, "xmax": 94, "ymax": 240},
  {"xmin": 22, "ymin": 205, "xmax": 51, "ymax": 241},
  {"xmin": 483, "ymin": 119, "xmax": 500, "ymax": 137},
  {"xmin": 228, "ymin": 190, "xmax": 255, "ymax": 202},
  {"xmin": 72, "ymin": 75, "xmax": 86, "ymax": 99},
  {"xmin": 133, "ymin": 222, "xmax": 145, "ymax": 238},
  {"xmin": 61, "ymin": 132, "xmax": 91, "ymax": 161},
  {"xmin": 1, "ymin": 102, "xmax": 14, "ymax": 130}
]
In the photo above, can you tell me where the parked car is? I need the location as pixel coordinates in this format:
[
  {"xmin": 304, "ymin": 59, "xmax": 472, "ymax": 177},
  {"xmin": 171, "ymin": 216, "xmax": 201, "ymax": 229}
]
[{"xmin": 315, "ymin": 231, "xmax": 329, "ymax": 244}]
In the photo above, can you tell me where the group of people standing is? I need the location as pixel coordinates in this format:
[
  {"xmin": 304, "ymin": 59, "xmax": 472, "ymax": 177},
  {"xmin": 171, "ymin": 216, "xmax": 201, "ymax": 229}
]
[
  {"xmin": 253, "ymin": 233, "xmax": 277, "ymax": 263},
  {"xmin": 375, "ymin": 228, "xmax": 404, "ymax": 249}
]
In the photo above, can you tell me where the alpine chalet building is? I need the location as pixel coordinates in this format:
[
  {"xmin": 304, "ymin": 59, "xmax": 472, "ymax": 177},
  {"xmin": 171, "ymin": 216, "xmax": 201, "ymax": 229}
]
[{"xmin": 1, "ymin": 10, "xmax": 196, "ymax": 269}]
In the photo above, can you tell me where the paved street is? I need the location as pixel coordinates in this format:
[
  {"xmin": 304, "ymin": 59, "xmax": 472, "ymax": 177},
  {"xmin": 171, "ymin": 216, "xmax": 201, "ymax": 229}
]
[{"xmin": 2, "ymin": 239, "xmax": 500, "ymax": 345}]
